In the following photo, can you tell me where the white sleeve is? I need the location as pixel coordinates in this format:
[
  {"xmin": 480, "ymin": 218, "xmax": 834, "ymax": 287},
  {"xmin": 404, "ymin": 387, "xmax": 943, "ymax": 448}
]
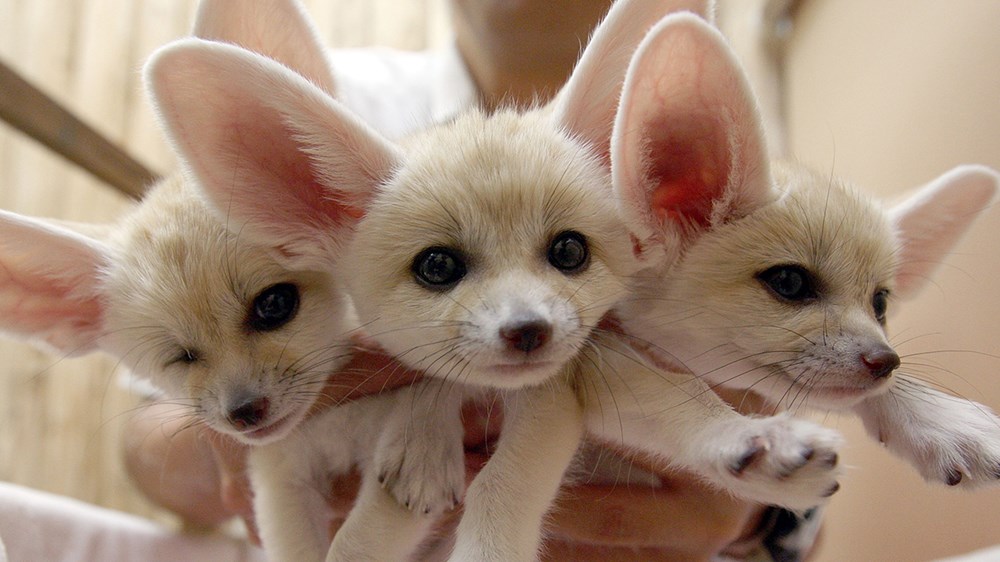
[
  {"xmin": 0, "ymin": 482, "xmax": 264, "ymax": 562},
  {"xmin": 329, "ymin": 41, "xmax": 476, "ymax": 140}
]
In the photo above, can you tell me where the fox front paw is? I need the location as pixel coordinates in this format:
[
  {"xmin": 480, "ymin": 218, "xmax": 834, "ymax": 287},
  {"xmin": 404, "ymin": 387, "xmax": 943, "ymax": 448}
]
[
  {"xmin": 877, "ymin": 398, "xmax": 1000, "ymax": 488},
  {"xmin": 373, "ymin": 425, "xmax": 465, "ymax": 515},
  {"xmin": 715, "ymin": 414, "xmax": 842, "ymax": 510}
]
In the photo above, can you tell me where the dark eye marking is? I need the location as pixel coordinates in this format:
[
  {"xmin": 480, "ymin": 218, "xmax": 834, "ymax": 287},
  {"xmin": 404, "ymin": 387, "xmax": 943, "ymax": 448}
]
[
  {"xmin": 757, "ymin": 264, "xmax": 819, "ymax": 302},
  {"xmin": 548, "ymin": 230, "xmax": 589, "ymax": 273},
  {"xmin": 872, "ymin": 288, "xmax": 889, "ymax": 323},
  {"xmin": 248, "ymin": 283, "xmax": 300, "ymax": 332},
  {"xmin": 412, "ymin": 246, "xmax": 467, "ymax": 290},
  {"xmin": 167, "ymin": 348, "xmax": 200, "ymax": 367}
]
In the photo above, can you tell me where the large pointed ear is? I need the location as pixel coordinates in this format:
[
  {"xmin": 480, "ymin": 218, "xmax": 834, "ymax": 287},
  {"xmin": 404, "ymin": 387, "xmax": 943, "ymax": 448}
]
[
  {"xmin": 193, "ymin": 0, "xmax": 337, "ymax": 95},
  {"xmin": 890, "ymin": 165, "xmax": 999, "ymax": 300},
  {"xmin": 145, "ymin": 38, "xmax": 400, "ymax": 270},
  {"xmin": 550, "ymin": 0, "xmax": 715, "ymax": 161},
  {"xmin": 0, "ymin": 210, "xmax": 111, "ymax": 355},
  {"xmin": 612, "ymin": 13, "xmax": 774, "ymax": 249}
]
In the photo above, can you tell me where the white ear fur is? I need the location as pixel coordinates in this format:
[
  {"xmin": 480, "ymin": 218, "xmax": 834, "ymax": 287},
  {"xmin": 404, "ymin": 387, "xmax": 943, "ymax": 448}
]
[
  {"xmin": 890, "ymin": 164, "xmax": 1000, "ymax": 300},
  {"xmin": 145, "ymin": 38, "xmax": 400, "ymax": 270},
  {"xmin": 612, "ymin": 13, "xmax": 773, "ymax": 248},
  {"xmin": 551, "ymin": 0, "xmax": 715, "ymax": 160},
  {"xmin": 0, "ymin": 210, "xmax": 111, "ymax": 355},
  {"xmin": 193, "ymin": 0, "xmax": 337, "ymax": 95}
]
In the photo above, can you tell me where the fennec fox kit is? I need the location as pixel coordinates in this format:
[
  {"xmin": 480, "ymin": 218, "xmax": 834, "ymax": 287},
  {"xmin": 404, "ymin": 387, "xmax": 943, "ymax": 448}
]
[
  {"xmin": 609, "ymin": 12, "xmax": 1000, "ymax": 489},
  {"xmin": 0, "ymin": 3, "xmax": 410, "ymax": 561},
  {"xmin": 0, "ymin": 0, "xmax": 347, "ymax": 447},
  {"xmin": 152, "ymin": 5, "xmax": 852, "ymax": 561}
]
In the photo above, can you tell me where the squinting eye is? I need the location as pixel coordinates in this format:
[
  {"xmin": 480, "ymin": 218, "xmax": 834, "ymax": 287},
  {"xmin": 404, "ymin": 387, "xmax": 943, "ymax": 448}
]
[
  {"xmin": 249, "ymin": 283, "xmax": 299, "ymax": 331},
  {"xmin": 413, "ymin": 247, "xmax": 466, "ymax": 289},
  {"xmin": 548, "ymin": 231, "xmax": 589, "ymax": 273},
  {"xmin": 757, "ymin": 265, "xmax": 818, "ymax": 302},
  {"xmin": 168, "ymin": 348, "xmax": 199, "ymax": 367},
  {"xmin": 872, "ymin": 289, "xmax": 889, "ymax": 323}
]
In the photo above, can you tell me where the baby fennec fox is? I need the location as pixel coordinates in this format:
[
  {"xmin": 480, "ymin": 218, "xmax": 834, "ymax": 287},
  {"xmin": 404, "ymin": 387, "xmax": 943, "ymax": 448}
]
[
  {"xmin": 150, "ymin": 5, "xmax": 849, "ymax": 561},
  {"xmin": 0, "ymin": 3, "xmax": 424, "ymax": 561},
  {"xmin": 607, "ymin": 15, "xmax": 1000, "ymax": 489},
  {"xmin": 0, "ymin": 0, "xmax": 348, "ymax": 447}
]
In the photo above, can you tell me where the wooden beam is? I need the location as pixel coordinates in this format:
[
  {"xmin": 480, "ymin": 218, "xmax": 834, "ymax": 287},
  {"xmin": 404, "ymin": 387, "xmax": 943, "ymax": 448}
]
[{"xmin": 0, "ymin": 58, "xmax": 159, "ymax": 200}]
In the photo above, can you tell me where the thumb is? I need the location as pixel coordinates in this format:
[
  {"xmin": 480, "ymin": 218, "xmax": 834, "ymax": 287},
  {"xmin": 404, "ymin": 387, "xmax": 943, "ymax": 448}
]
[{"xmin": 205, "ymin": 431, "xmax": 260, "ymax": 544}]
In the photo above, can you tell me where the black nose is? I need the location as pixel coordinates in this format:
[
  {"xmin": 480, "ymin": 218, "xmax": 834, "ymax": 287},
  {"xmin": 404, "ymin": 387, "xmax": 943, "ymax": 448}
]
[
  {"xmin": 500, "ymin": 320, "xmax": 552, "ymax": 354},
  {"xmin": 227, "ymin": 396, "xmax": 271, "ymax": 429},
  {"xmin": 861, "ymin": 347, "xmax": 900, "ymax": 379}
]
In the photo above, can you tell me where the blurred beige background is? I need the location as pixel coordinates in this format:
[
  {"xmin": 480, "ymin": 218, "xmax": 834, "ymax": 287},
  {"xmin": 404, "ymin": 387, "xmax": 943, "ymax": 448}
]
[{"xmin": 0, "ymin": 0, "xmax": 997, "ymax": 560}]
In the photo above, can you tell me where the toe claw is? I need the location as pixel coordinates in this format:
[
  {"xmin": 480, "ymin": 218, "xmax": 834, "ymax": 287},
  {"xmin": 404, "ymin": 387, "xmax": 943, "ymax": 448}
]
[
  {"xmin": 946, "ymin": 469, "xmax": 963, "ymax": 486},
  {"xmin": 824, "ymin": 452, "xmax": 839, "ymax": 468},
  {"xmin": 731, "ymin": 440, "xmax": 766, "ymax": 475}
]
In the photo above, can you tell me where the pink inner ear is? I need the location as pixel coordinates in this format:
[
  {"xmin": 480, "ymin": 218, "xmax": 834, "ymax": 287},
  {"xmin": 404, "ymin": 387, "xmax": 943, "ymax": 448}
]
[
  {"xmin": 645, "ymin": 116, "xmax": 727, "ymax": 229},
  {"xmin": 0, "ymin": 263, "xmax": 104, "ymax": 353},
  {"xmin": 211, "ymin": 112, "xmax": 357, "ymax": 236}
]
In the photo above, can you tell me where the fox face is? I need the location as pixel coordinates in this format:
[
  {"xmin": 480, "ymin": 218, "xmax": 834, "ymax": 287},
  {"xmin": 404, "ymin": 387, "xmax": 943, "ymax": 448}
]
[
  {"xmin": 100, "ymin": 179, "xmax": 351, "ymax": 443},
  {"xmin": 619, "ymin": 160, "xmax": 998, "ymax": 411},
  {"xmin": 660, "ymin": 164, "xmax": 901, "ymax": 408},
  {"xmin": 0, "ymin": 0, "xmax": 361, "ymax": 445},
  {"xmin": 345, "ymin": 110, "xmax": 638, "ymax": 390},
  {"xmin": 0, "ymin": 175, "xmax": 352, "ymax": 445}
]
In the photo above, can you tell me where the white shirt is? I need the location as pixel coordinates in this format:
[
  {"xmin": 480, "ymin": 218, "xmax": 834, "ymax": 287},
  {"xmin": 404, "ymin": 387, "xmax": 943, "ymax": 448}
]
[{"xmin": 331, "ymin": 42, "xmax": 477, "ymax": 139}]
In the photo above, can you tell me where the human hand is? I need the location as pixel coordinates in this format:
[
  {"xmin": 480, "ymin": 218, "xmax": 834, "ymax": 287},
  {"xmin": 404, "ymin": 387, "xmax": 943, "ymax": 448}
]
[
  {"xmin": 449, "ymin": 402, "xmax": 770, "ymax": 562},
  {"xmin": 204, "ymin": 345, "xmax": 424, "ymax": 544},
  {"xmin": 542, "ymin": 454, "xmax": 765, "ymax": 562},
  {"xmin": 210, "ymin": 384, "xmax": 783, "ymax": 559},
  {"xmin": 123, "ymin": 344, "xmax": 421, "ymax": 543},
  {"xmin": 127, "ymin": 352, "xmax": 804, "ymax": 560}
]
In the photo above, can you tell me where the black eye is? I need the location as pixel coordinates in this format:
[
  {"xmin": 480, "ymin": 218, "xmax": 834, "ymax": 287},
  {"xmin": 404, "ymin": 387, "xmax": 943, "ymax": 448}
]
[
  {"xmin": 412, "ymin": 247, "xmax": 466, "ymax": 289},
  {"xmin": 249, "ymin": 283, "xmax": 299, "ymax": 331},
  {"xmin": 548, "ymin": 231, "xmax": 589, "ymax": 273},
  {"xmin": 872, "ymin": 289, "xmax": 889, "ymax": 323},
  {"xmin": 757, "ymin": 265, "xmax": 818, "ymax": 302}
]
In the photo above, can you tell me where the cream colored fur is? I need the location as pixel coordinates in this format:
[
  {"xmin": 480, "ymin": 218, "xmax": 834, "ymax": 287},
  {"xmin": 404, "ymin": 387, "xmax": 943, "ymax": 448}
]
[
  {"xmin": 0, "ymin": 2, "xmax": 441, "ymax": 561},
  {"xmin": 8, "ymin": 173, "xmax": 353, "ymax": 442},
  {"xmin": 150, "ymin": 4, "xmax": 856, "ymax": 562},
  {"xmin": 0, "ymin": 171, "xmax": 399, "ymax": 562},
  {"xmin": 0, "ymin": 0, "xmax": 352, "ymax": 449},
  {"xmin": 611, "ymin": 15, "xmax": 1000, "ymax": 490}
]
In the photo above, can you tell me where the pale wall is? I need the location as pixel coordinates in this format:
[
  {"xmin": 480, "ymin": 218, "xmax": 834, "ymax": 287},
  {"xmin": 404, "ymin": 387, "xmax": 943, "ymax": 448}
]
[{"xmin": 785, "ymin": 1, "xmax": 1000, "ymax": 560}]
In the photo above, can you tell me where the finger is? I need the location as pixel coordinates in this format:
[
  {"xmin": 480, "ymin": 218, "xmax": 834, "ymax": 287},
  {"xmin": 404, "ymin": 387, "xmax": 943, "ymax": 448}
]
[
  {"xmin": 548, "ymin": 474, "xmax": 761, "ymax": 555},
  {"xmin": 715, "ymin": 387, "xmax": 774, "ymax": 416},
  {"xmin": 308, "ymin": 349, "xmax": 423, "ymax": 413},
  {"xmin": 541, "ymin": 538, "xmax": 706, "ymax": 562},
  {"xmin": 205, "ymin": 431, "xmax": 250, "ymax": 479},
  {"xmin": 203, "ymin": 432, "xmax": 260, "ymax": 544},
  {"xmin": 220, "ymin": 475, "xmax": 261, "ymax": 546},
  {"xmin": 122, "ymin": 402, "xmax": 230, "ymax": 529},
  {"xmin": 328, "ymin": 470, "xmax": 363, "ymax": 517},
  {"xmin": 461, "ymin": 397, "xmax": 503, "ymax": 448}
]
